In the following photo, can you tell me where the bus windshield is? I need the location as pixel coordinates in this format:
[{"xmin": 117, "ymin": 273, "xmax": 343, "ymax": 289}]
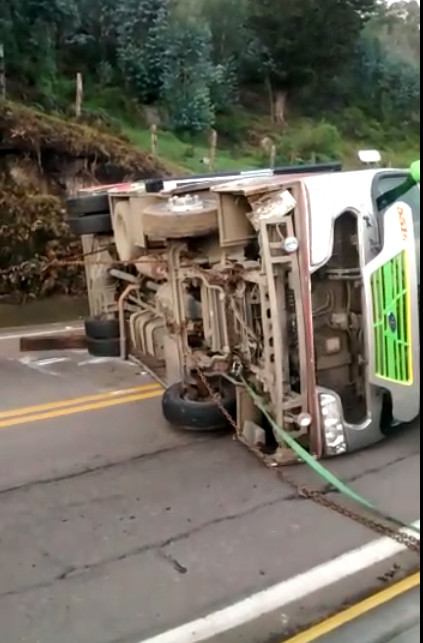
[{"xmin": 373, "ymin": 172, "xmax": 420, "ymax": 277}]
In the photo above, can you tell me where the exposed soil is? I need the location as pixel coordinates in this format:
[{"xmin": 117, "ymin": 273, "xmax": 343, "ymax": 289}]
[{"xmin": 0, "ymin": 101, "xmax": 168, "ymax": 302}]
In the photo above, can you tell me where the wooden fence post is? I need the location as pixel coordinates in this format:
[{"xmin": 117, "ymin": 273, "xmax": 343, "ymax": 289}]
[
  {"xmin": 0, "ymin": 44, "xmax": 6, "ymax": 100},
  {"xmin": 209, "ymin": 129, "xmax": 217, "ymax": 172},
  {"xmin": 75, "ymin": 72, "xmax": 83, "ymax": 118},
  {"xmin": 260, "ymin": 136, "xmax": 276, "ymax": 168},
  {"xmin": 150, "ymin": 124, "xmax": 158, "ymax": 158},
  {"xmin": 270, "ymin": 143, "xmax": 276, "ymax": 168}
]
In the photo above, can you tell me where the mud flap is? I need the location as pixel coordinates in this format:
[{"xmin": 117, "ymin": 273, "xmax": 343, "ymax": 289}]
[{"xmin": 363, "ymin": 202, "xmax": 420, "ymax": 423}]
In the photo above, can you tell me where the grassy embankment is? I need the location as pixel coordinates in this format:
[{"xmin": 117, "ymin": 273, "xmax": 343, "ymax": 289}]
[{"xmin": 84, "ymin": 87, "xmax": 420, "ymax": 174}]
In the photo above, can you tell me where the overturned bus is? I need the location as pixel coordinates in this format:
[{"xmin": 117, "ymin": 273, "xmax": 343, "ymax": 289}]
[{"xmin": 66, "ymin": 161, "xmax": 420, "ymax": 463}]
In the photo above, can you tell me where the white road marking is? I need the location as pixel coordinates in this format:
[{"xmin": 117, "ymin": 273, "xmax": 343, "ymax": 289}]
[
  {"xmin": 31, "ymin": 357, "xmax": 70, "ymax": 367},
  {"xmin": 17, "ymin": 355, "xmax": 69, "ymax": 376},
  {"xmin": 76, "ymin": 356, "xmax": 132, "ymax": 365},
  {"xmin": 140, "ymin": 519, "xmax": 420, "ymax": 643},
  {"xmin": 77, "ymin": 357, "xmax": 112, "ymax": 365}
]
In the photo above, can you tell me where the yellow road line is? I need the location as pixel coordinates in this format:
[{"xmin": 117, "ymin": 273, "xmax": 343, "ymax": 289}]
[
  {"xmin": 283, "ymin": 572, "xmax": 420, "ymax": 643},
  {"xmin": 0, "ymin": 383, "xmax": 162, "ymax": 420},
  {"xmin": 0, "ymin": 390, "xmax": 163, "ymax": 429}
]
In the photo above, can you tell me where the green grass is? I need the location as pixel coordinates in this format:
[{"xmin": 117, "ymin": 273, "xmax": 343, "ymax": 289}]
[
  {"xmin": 25, "ymin": 78, "xmax": 420, "ymax": 174},
  {"xmin": 81, "ymin": 89, "xmax": 421, "ymax": 174},
  {"xmin": 122, "ymin": 124, "xmax": 261, "ymax": 174},
  {"xmin": 124, "ymin": 122, "xmax": 419, "ymax": 174}
]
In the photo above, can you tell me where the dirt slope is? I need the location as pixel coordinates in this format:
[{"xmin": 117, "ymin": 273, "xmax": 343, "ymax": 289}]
[{"xmin": 0, "ymin": 101, "xmax": 167, "ymax": 302}]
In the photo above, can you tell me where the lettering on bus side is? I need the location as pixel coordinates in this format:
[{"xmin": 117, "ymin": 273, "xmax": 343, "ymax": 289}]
[{"xmin": 397, "ymin": 205, "xmax": 408, "ymax": 242}]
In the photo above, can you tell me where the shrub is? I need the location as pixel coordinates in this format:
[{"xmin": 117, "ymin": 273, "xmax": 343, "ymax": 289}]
[{"xmin": 278, "ymin": 121, "xmax": 342, "ymax": 163}]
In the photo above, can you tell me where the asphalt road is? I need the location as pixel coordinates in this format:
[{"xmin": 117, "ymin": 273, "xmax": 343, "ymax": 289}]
[
  {"xmin": 0, "ymin": 326, "xmax": 420, "ymax": 643},
  {"xmin": 321, "ymin": 588, "xmax": 420, "ymax": 643},
  {"xmin": 295, "ymin": 582, "xmax": 420, "ymax": 643}
]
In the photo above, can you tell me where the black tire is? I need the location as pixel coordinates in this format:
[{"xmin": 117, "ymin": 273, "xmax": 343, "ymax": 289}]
[
  {"xmin": 162, "ymin": 378, "xmax": 236, "ymax": 431},
  {"xmin": 380, "ymin": 391, "xmax": 404, "ymax": 436},
  {"xmin": 145, "ymin": 178, "xmax": 164, "ymax": 193},
  {"xmin": 84, "ymin": 317, "xmax": 120, "ymax": 340},
  {"xmin": 66, "ymin": 194, "xmax": 110, "ymax": 217},
  {"xmin": 68, "ymin": 212, "xmax": 112, "ymax": 236},
  {"xmin": 86, "ymin": 336, "xmax": 122, "ymax": 358}
]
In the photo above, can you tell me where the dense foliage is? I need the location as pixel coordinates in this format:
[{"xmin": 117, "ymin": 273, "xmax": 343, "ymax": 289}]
[{"xmin": 0, "ymin": 0, "xmax": 420, "ymax": 132}]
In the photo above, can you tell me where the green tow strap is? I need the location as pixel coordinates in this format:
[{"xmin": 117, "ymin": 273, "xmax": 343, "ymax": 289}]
[{"xmin": 241, "ymin": 378, "xmax": 420, "ymax": 536}]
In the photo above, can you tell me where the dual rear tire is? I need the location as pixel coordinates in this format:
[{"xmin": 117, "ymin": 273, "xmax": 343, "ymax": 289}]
[
  {"xmin": 84, "ymin": 317, "xmax": 121, "ymax": 357},
  {"xmin": 66, "ymin": 193, "xmax": 113, "ymax": 236}
]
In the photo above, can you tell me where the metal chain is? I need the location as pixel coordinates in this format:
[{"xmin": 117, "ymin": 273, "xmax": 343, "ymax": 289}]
[{"xmin": 195, "ymin": 366, "xmax": 420, "ymax": 554}]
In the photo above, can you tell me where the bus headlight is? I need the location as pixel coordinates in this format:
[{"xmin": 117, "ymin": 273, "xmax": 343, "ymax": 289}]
[{"xmin": 319, "ymin": 392, "xmax": 347, "ymax": 456}]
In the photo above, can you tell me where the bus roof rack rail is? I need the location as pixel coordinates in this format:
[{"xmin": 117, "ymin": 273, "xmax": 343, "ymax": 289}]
[{"xmin": 145, "ymin": 161, "xmax": 343, "ymax": 193}]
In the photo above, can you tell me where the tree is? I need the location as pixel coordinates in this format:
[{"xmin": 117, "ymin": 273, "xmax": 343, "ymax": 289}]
[
  {"xmin": 0, "ymin": 0, "xmax": 79, "ymax": 98},
  {"xmin": 0, "ymin": 0, "xmax": 419, "ymax": 138},
  {"xmin": 162, "ymin": 18, "xmax": 215, "ymax": 132},
  {"xmin": 246, "ymin": 0, "xmax": 380, "ymax": 123},
  {"xmin": 197, "ymin": 0, "xmax": 249, "ymax": 64},
  {"xmin": 365, "ymin": 0, "xmax": 420, "ymax": 67},
  {"xmin": 348, "ymin": 31, "xmax": 420, "ymax": 127},
  {"xmin": 115, "ymin": 0, "xmax": 170, "ymax": 103},
  {"xmin": 62, "ymin": 0, "xmax": 118, "ymax": 79}
]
